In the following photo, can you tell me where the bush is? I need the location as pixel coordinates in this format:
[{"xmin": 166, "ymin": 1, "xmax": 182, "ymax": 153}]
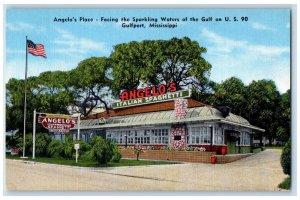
[
  {"xmin": 6, "ymin": 134, "xmax": 20, "ymax": 149},
  {"xmin": 281, "ymin": 138, "xmax": 291, "ymax": 175},
  {"xmin": 13, "ymin": 133, "xmax": 51, "ymax": 157},
  {"xmin": 35, "ymin": 133, "xmax": 52, "ymax": 157},
  {"xmin": 278, "ymin": 177, "xmax": 291, "ymax": 190},
  {"xmin": 47, "ymin": 140, "xmax": 63, "ymax": 158},
  {"xmin": 110, "ymin": 142, "xmax": 122, "ymax": 162},
  {"xmin": 61, "ymin": 136, "xmax": 75, "ymax": 158},
  {"xmin": 15, "ymin": 134, "xmax": 33, "ymax": 156},
  {"xmin": 86, "ymin": 136, "xmax": 114, "ymax": 164},
  {"xmin": 78, "ymin": 140, "xmax": 92, "ymax": 160}
]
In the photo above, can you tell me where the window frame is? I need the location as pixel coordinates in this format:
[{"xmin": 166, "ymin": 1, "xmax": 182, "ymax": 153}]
[
  {"xmin": 187, "ymin": 125, "xmax": 212, "ymax": 145},
  {"xmin": 106, "ymin": 127, "xmax": 170, "ymax": 145}
]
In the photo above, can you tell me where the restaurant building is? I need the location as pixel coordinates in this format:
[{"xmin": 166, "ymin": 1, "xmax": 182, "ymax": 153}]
[{"xmin": 68, "ymin": 88, "xmax": 264, "ymax": 158}]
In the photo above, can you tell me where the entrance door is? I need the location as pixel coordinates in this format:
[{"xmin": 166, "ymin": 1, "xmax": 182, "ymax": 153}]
[
  {"xmin": 226, "ymin": 131, "xmax": 240, "ymax": 154},
  {"xmin": 227, "ymin": 139, "xmax": 236, "ymax": 154}
]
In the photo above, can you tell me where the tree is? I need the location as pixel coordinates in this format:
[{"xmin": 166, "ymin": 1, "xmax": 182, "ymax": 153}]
[
  {"xmin": 211, "ymin": 77, "xmax": 247, "ymax": 116},
  {"xmin": 200, "ymin": 78, "xmax": 290, "ymax": 144},
  {"xmin": 6, "ymin": 78, "xmax": 28, "ymax": 133},
  {"xmin": 157, "ymin": 37, "xmax": 211, "ymax": 91},
  {"xmin": 245, "ymin": 80, "xmax": 280, "ymax": 145},
  {"xmin": 5, "ymin": 57, "xmax": 113, "ymax": 135},
  {"xmin": 6, "ymin": 71, "xmax": 74, "ymax": 134},
  {"xmin": 111, "ymin": 37, "xmax": 212, "ymax": 96},
  {"xmin": 276, "ymin": 90, "xmax": 291, "ymax": 142},
  {"xmin": 36, "ymin": 71, "xmax": 74, "ymax": 113},
  {"xmin": 69, "ymin": 57, "xmax": 112, "ymax": 116},
  {"xmin": 132, "ymin": 145, "xmax": 144, "ymax": 161},
  {"xmin": 110, "ymin": 41, "xmax": 163, "ymax": 96},
  {"xmin": 111, "ymin": 41, "xmax": 145, "ymax": 93}
]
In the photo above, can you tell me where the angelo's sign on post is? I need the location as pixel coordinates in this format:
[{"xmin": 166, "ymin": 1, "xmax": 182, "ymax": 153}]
[{"xmin": 38, "ymin": 114, "xmax": 78, "ymax": 133}]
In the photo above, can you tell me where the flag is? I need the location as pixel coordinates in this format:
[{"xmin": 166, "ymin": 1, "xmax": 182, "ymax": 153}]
[{"xmin": 27, "ymin": 40, "xmax": 46, "ymax": 58}]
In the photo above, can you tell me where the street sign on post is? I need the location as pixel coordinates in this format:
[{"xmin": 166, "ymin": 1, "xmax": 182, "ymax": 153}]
[
  {"xmin": 32, "ymin": 111, "xmax": 79, "ymax": 160},
  {"xmin": 74, "ymin": 143, "xmax": 80, "ymax": 163},
  {"xmin": 38, "ymin": 114, "xmax": 77, "ymax": 133},
  {"xmin": 74, "ymin": 143, "xmax": 80, "ymax": 150}
]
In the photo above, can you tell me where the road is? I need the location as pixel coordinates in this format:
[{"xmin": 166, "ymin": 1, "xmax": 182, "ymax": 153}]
[{"xmin": 5, "ymin": 149, "xmax": 287, "ymax": 192}]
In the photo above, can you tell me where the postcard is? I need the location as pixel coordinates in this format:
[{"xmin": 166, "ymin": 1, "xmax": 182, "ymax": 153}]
[{"xmin": 4, "ymin": 6, "xmax": 292, "ymax": 193}]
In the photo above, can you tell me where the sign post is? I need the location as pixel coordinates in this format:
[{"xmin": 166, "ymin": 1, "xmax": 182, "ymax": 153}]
[
  {"xmin": 77, "ymin": 115, "xmax": 80, "ymax": 141},
  {"xmin": 32, "ymin": 112, "xmax": 79, "ymax": 159},
  {"xmin": 75, "ymin": 115, "xmax": 81, "ymax": 163},
  {"xmin": 74, "ymin": 143, "xmax": 80, "ymax": 164}
]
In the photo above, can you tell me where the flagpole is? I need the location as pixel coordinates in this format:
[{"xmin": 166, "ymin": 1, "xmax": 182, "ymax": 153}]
[{"xmin": 22, "ymin": 36, "xmax": 28, "ymax": 158}]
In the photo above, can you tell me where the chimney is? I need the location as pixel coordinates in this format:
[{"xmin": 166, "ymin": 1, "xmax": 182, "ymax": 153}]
[{"xmin": 218, "ymin": 106, "xmax": 231, "ymax": 118}]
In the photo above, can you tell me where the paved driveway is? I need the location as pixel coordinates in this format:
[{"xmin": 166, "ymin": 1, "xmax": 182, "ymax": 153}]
[{"xmin": 5, "ymin": 149, "xmax": 287, "ymax": 192}]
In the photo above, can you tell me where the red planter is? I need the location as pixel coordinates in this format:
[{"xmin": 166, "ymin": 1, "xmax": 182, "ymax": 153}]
[
  {"xmin": 211, "ymin": 156, "xmax": 217, "ymax": 164},
  {"xmin": 221, "ymin": 147, "xmax": 227, "ymax": 155}
]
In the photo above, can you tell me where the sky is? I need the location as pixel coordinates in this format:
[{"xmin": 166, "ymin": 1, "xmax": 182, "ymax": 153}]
[{"xmin": 5, "ymin": 8, "xmax": 291, "ymax": 93}]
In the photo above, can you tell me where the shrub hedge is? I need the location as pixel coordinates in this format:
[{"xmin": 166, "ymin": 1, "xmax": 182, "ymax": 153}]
[
  {"xmin": 281, "ymin": 138, "xmax": 291, "ymax": 175},
  {"xmin": 8, "ymin": 133, "xmax": 122, "ymax": 164}
]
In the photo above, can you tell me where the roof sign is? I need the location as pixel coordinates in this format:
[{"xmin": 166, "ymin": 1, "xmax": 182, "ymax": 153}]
[
  {"xmin": 112, "ymin": 89, "xmax": 191, "ymax": 109},
  {"xmin": 119, "ymin": 83, "xmax": 177, "ymax": 101}
]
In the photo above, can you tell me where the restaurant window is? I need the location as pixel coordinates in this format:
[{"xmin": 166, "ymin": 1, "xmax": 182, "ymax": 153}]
[
  {"xmin": 214, "ymin": 127, "xmax": 224, "ymax": 145},
  {"xmin": 144, "ymin": 130, "xmax": 151, "ymax": 144},
  {"xmin": 81, "ymin": 133, "xmax": 86, "ymax": 142},
  {"xmin": 106, "ymin": 128, "xmax": 169, "ymax": 145},
  {"xmin": 186, "ymin": 127, "xmax": 190, "ymax": 144},
  {"xmin": 73, "ymin": 133, "xmax": 77, "ymax": 141},
  {"xmin": 119, "ymin": 132, "xmax": 123, "ymax": 144},
  {"xmin": 134, "ymin": 130, "xmax": 144, "ymax": 144},
  {"xmin": 111, "ymin": 131, "xmax": 118, "ymax": 143},
  {"xmin": 151, "ymin": 129, "xmax": 169, "ymax": 144},
  {"xmin": 241, "ymin": 132, "xmax": 251, "ymax": 146},
  {"xmin": 122, "ymin": 130, "xmax": 130, "ymax": 144},
  {"xmin": 189, "ymin": 126, "xmax": 211, "ymax": 145},
  {"xmin": 127, "ymin": 131, "xmax": 135, "ymax": 144},
  {"xmin": 106, "ymin": 131, "xmax": 124, "ymax": 144},
  {"xmin": 54, "ymin": 134, "xmax": 61, "ymax": 141}
]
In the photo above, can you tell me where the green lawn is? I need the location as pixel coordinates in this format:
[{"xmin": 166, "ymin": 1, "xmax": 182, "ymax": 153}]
[
  {"xmin": 252, "ymin": 146, "xmax": 283, "ymax": 154},
  {"xmin": 264, "ymin": 146, "xmax": 284, "ymax": 150},
  {"xmin": 6, "ymin": 154, "xmax": 179, "ymax": 167},
  {"xmin": 252, "ymin": 147, "xmax": 263, "ymax": 154},
  {"xmin": 278, "ymin": 177, "xmax": 291, "ymax": 190}
]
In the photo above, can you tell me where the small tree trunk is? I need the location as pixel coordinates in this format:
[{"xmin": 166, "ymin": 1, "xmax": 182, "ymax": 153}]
[{"xmin": 136, "ymin": 152, "xmax": 140, "ymax": 161}]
